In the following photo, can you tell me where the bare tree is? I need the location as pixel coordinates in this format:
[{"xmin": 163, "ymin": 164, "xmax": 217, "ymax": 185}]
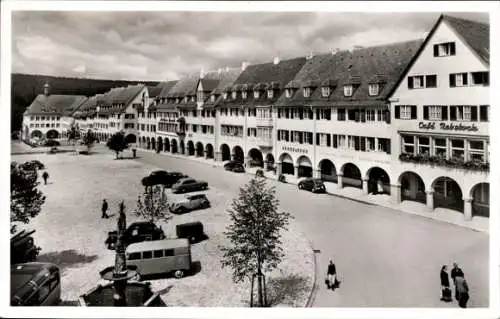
[{"xmin": 133, "ymin": 185, "xmax": 172, "ymax": 225}]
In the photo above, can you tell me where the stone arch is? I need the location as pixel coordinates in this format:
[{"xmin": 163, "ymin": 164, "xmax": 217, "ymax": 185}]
[
  {"xmin": 318, "ymin": 159, "xmax": 337, "ymax": 183},
  {"xmin": 220, "ymin": 144, "xmax": 230, "ymax": 161},
  {"xmin": 341, "ymin": 163, "xmax": 362, "ymax": 189},
  {"xmin": 205, "ymin": 143, "xmax": 214, "ymax": 159},
  {"xmin": 30, "ymin": 130, "xmax": 42, "ymax": 139},
  {"xmin": 164, "ymin": 138, "xmax": 170, "ymax": 152},
  {"xmin": 157, "ymin": 136, "xmax": 163, "ymax": 152},
  {"xmin": 279, "ymin": 152, "xmax": 294, "ymax": 175},
  {"xmin": 366, "ymin": 166, "xmax": 391, "ymax": 195},
  {"xmin": 125, "ymin": 133, "xmax": 137, "ymax": 144},
  {"xmin": 232, "ymin": 145, "xmax": 244, "ymax": 162},
  {"xmin": 265, "ymin": 153, "xmax": 275, "ymax": 171},
  {"xmin": 46, "ymin": 129, "xmax": 59, "ymax": 139},
  {"xmin": 431, "ymin": 176, "xmax": 463, "ymax": 213},
  {"xmin": 151, "ymin": 137, "xmax": 156, "ymax": 151},
  {"xmin": 187, "ymin": 140, "xmax": 195, "ymax": 156},
  {"xmin": 171, "ymin": 139, "xmax": 178, "ymax": 154},
  {"xmin": 248, "ymin": 148, "xmax": 264, "ymax": 167},
  {"xmin": 179, "ymin": 140, "xmax": 185, "ymax": 154},
  {"xmin": 398, "ymin": 171, "xmax": 426, "ymax": 204},
  {"xmin": 469, "ymin": 182, "xmax": 489, "ymax": 218},
  {"xmin": 196, "ymin": 142, "xmax": 204, "ymax": 157},
  {"xmin": 296, "ymin": 155, "xmax": 313, "ymax": 178}
]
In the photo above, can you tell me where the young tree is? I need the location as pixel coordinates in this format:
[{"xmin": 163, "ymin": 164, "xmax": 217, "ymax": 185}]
[
  {"xmin": 106, "ymin": 131, "xmax": 129, "ymax": 159},
  {"xmin": 11, "ymin": 161, "xmax": 46, "ymax": 234},
  {"xmin": 220, "ymin": 177, "xmax": 293, "ymax": 307},
  {"xmin": 81, "ymin": 129, "xmax": 97, "ymax": 153},
  {"xmin": 67, "ymin": 124, "xmax": 80, "ymax": 149},
  {"xmin": 133, "ymin": 185, "xmax": 171, "ymax": 225}
]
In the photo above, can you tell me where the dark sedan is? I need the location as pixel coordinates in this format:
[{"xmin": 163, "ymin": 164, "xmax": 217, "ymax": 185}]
[
  {"xmin": 224, "ymin": 161, "xmax": 245, "ymax": 173},
  {"xmin": 172, "ymin": 178, "xmax": 208, "ymax": 194},
  {"xmin": 105, "ymin": 221, "xmax": 165, "ymax": 250},
  {"xmin": 298, "ymin": 178, "xmax": 326, "ymax": 193},
  {"xmin": 143, "ymin": 170, "xmax": 188, "ymax": 188}
]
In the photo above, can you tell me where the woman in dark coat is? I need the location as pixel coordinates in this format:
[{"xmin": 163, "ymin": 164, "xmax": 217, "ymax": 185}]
[{"xmin": 440, "ymin": 265, "xmax": 451, "ymax": 302}]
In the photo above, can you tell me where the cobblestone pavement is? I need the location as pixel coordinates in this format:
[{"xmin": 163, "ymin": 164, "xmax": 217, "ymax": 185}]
[{"xmin": 136, "ymin": 149, "xmax": 489, "ymax": 308}]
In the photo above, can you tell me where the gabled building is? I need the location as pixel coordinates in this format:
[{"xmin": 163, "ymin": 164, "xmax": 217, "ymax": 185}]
[
  {"xmin": 21, "ymin": 83, "xmax": 87, "ymax": 141},
  {"xmin": 389, "ymin": 14, "xmax": 490, "ymax": 220}
]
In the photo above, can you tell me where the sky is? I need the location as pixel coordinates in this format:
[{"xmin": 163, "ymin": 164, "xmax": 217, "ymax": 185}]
[{"xmin": 11, "ymin": 11, "xmax": 489, "ymax": 82}]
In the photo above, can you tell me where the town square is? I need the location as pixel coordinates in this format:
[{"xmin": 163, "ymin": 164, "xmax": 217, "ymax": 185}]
[{"xmin": 3, "ymin": 2, "xmax": 496, "ymax": 318}]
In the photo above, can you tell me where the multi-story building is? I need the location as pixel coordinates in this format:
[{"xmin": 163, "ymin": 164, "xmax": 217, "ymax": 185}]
[
  {"xmin": 389, "ymin": 15, "xmax": 489, "ymax": 220},
  {"xmin": 21, "ymin": 83, "xmax": 87, "ymax": 141}
]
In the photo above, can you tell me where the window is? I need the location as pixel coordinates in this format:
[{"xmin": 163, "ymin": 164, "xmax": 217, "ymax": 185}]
[
  {"xmin": 303, "ymin": 87, "xmax": 311, "ymax": 98},
  {"xmin": 434, "ymin": 138, "xmax": 447, "ymax": 157},
  {"xmin": 366, "ymin": 109, "xmax": 375, "ymax": 121},
  {"xmin": 366, "ymin": 137, "xmax": 375, "ymax": 151},
  {"xmin": 368, "ymin": 84, "xmax": 379, "ymax": 96},
  {"xmin": 285, "ymin": 88, "xmax": 292, "ymax": 98},
  {"xmin": 469, "ymin": 140, "xmax": 485, "ymax": 161},
  {"xmin": 57, "ymin": 116, "xmax": 60, "ymax": 120},
  {"xmin": 418, "ymin": 137, "xmax": 430, "ymax": 155},
  {"xmin": 343, "ymin": 85, "xmax": 353, "ymax": 97},
  {"xmin": 30, "ymin": 123, "xmax": 34, "ymax": 128},
  {"xmin": 223, "ymin": 92, "xmax": 228, "ymax": 99},
  {"xmin": 211, "ymin": 95, "xmax": 216, "ymax": 102},
  {"xmin": 433, "ymin": 42, "xmax": 456, "ymax": 57},
  {"xmin": 407, "ymin": 75, "xmax": 424, "ymax": 89},
  {"xmin": 267, "ymin": 90, "xmax": 274, "ymax": 98},
  {"xmin": 321, "ymin": 87, "xmax": 330, "ymax": 97},
  {"xmin": 425, "ymin": 75, "xmax": 437, "ymax": 88},
  {"xmin": 450, "ymin": 105, "xmax": 476, "ymax": 121},
  {"xmin": 428, "ymin": 106, "xmax": 442, "ymax": 121},
  {"xmin": 153, "ymin": 250, "xmax": 164, "ymax": 258},
  {"xmin": 232, "ymin": 91, "xmax": 237, "ymax": 99},
  {"xmin": 471, "ymin": 71, "xmax": 489, "ymax": 86},
  {"xmin": 254, "ymin": 91, "xmax": 260, "ymax": 99},
  {"xmin": 402, "ymin": 135, "xmax": 415, "ymax": 154},
  {"xmin": 128, "ymin": 252, "xmax": 141, "ymax": 260},
  {"xmin": 242, "ymin": 91, "xmax": 247, "ymax": 99},
  {"xmin": 396, "ymin": 105, "xmax": 416, "ymax": 120},
  {"xmin": 480, "ymin": 105, "xmax": 489, "ymax": 121},
  {"xmin": 451, "ymin": 139, "xmax": 465, "ymax": 159},
  {"xmin": 164, "ymin": 249, "xmax": 174, "ymax": 257},
  {"xmin": 337, "ymin": 108, "xmax": 346, "ymax": 121},
  {"xmin": 378, "ymin": 138, "xmax": 391, "ymax": 154},
  {"xmin": 450, "ymin": 73, "xmax": 467, "ymax": 87}
]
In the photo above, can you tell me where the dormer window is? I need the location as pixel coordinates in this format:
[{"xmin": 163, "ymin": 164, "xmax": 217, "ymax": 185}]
[
  {"xmin": 223, "ymin": 92, "xmax": 228, "ymax": 100},
  {"xmin": 285, "ymin": 88, "xmax": 292, "ymax": 98},
  {"xmin": 321, "ymin": 87, "xmax": 330, "ymax": 97},
  {"xmin": 343, "ymin": 85, "xmax": 353, "ymax": 97},
  {"xmin": 191, "ymin": 96, "xmax": 196, "ymax": 102},
  {"xmin": 184, "ymin": 97, "xmax": 188, "ymax": 103},
  {"xmin": 267, "ymin": 90, "xmax": 274, "ymax": 98},
  {"xmin": 242, "ymin": 91, "xmax": 248, "ymax": 99},
  {"xmin": 232, "ymin": 91, "xmax": 237, "ymax": 99},
  {"xmin": 303, "ymin": 87, "xmax": 311, "ymax": 98},
  {"xmin": 368, "ymin": 84, "xmax": 379, "ymax": 96},
  {"xmin": 254, "ymin": 91, "xmax": 260, "ymax": 99},
  {"xmin": 211, "ymin": 95, "xmax": 216, "ymax": 102},
  {"xmin": 176, "ymin": 98, "xmax": 181, "ymax": 104}
]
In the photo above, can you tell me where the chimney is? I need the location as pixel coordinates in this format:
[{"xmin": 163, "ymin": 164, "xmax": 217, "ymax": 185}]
[
  {"xmin": 200, "ymin": 68, "xmax": 205, "ymax": 79},
  {"xmin": 241, "ymin": 61, "xmax": 250, "ymax": 71},
  {"xmin": 306, "ymin": 51, "xmax": 314, "ymax": 60},
  {"xmin": 43, "ymin": 82, "xmax": 50, "ymax": 96},
  {"xmin": 273, "ymin": 56, "xmax": 280, "ymax": 65}
]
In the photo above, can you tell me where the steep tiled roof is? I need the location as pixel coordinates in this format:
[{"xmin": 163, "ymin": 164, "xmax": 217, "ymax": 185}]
[
  {"xmin": 157, "ymin": 80, "xmax": 179, "ymax": 98},
  {"xmin": 276, "ymin": 39, "xmax": 424, "ymax": 107},
  {"xmin": 157, "ymin": 74, "xmax": 199, "ymax": 111},
  {"xmin": 97, "ymin": 85, "xmax": 145, "ymax": 114},
  {"xmin": 201, "ymin": 67, "xmax": 243, "ymax": 108},
  {"xmin": 25, "ymin": 94, "xmax": 87, "ymax": 115},
  {"xmin": 443, "ymin": 15, "xmax": 489, "ymax": 64},
  {"xmin": 216, "ymin": 57, "xmax": 307, "ymax": 108}
]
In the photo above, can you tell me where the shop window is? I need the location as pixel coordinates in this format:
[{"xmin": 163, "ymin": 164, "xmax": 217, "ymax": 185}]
[
  {"xmin": 469, "ymin": 140, "xmax": 485, "ymax": 161},
  {"xmin": 451, "ymin": 139, "xmax": 465, "ymax": 159},
  {"xmin": 418, "ymin": 137, "xmax": 430, "ymax": 155},
  {"xmin": 223, "ymin": 92, "xmax": 228, "ymax": 100}
]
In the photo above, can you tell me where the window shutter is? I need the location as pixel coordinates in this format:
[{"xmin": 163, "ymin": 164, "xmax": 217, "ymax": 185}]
[
  {"xmin": 326, "ymin": 109, "xmax": 331, "ymax": 121},
  {"xmin": 449, "ymin": 74, "xmax": 456, "ymax": 87},
  {"xmin": 299, "ymin": 109, "xmax": 304, "ymax": 119},
  {"xmin": 450, "ymin": 106, "xmax": 457, "ymax": 120},
  {"xmin": 360, "ymin": 137, "xmax": 366, "ymax": 151},
  {"xmin": 433, "ymin": 44, "xmax": 439, "ymax": 57},
  {"xmin": 384, "ymin": 109, "xmax": 391, "ymax": 123},
  {"xmin": 411, "ymin": 105, "xmax": 417, "ymax": 119},
  {"xmin": 309, "ymin": 132, "xmax": 313, "ymax": 145},
  {"xmin": 360, "ymin": 110, "xmax": 366, "ymax": 122},
  {"xmin": 480, "ymin": 105, "xmax": 488, "ymax": 122},
  {"xmin": 308, "ymin": 109, "xmax": 313, "ymax": 119},
  {"xmin": 333, "ymin": 134, "xmax": 338, "ymax": 148},
  {"xmin": 408, "ymin": 77, "xmax": 414, "ymax": 89},
  {"xmin": 299, "ymin": 132, "xmax": 303, "ymax": 144},
  {"xmin": 247, "ymin": 128, "xmax": 250, "ymax": 136},
  {"xmin": 423, "ymin": 106, "xmax": 429, "ymax": 120},
  {"xmin": 290, "ymin": 131, "xmax": 294, "ymax": 142},
  {"xmin": 386, "ymin": 140, "xmax": 391, "ymax": 154},
  {"xmin": 277, "ymin": 131, "xmax": 281, "ymax": 141},
  {"xmin": 354, "ymin": 136, "xmax": 360, "ymax": 151},
  {"xmin": 316, "ymin": 109, "xmax": 320, "ymax": 120},
  {"xmin": 462, "ymin": 73, "xmax": 468, "ymax": 85},
  {"xmin": 278, "ymin": 109, "xmax": 281, "ymax": 118},
  {"xmin": 327, "ymin": 134, "xmax": 331, "ymax": 147},
  {"xmin": 450, "ymin": 42, "xmax": 456, "ymax": 55},
  {"xmin": 316, "ymin": 133, "xmax": 320, "ymax": 145},
  {"xmin": 441, "ymin": 106, "xmax": 448, "ymax": 120},
  {"xmin": 395, "ymin": 105, "xmax": 400, "ymax": 119},
  {"xmin": 355, "ymin": 111, "xmax": 360, "ymax": 122},
  {"xmin": 286, "ymin": 131, "xmax": 289, "ymax": 142},
  {"xmin": 471, "ymin": 106, "xmax": 478, "ymax": 121}
]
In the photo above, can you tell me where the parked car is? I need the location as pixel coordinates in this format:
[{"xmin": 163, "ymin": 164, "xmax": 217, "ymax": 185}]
[
  {"xmin": 11, "ymin": 230, "xmax": 41, "ymax": 265},
  {"xmin": 169, "ymin": 194, "xmax": 210, "ymax": 214},
  {"xmin": 298, "ymin": 178, "xmax": 326, "ymax": 193},
  {"xmin": 223, "ymin": 161, "xmax": 243, "ymax": 171},
  {"xmin": 142, "ymin": 171, "xmax": 188, "ymax": 189},
  {"xmin": 105, "ymin": 221, "xmax": 166, "ymax": 250},
  {"xmin": 172, "ymin": 178, "xmax": 208, "ymax": 194},
  {"xmin": 176, "ymin": 221, "xmax": 205, "ymax": 243}
]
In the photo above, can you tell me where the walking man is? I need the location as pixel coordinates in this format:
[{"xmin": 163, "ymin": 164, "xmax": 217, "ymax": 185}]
[
  {"xmin": 326, "ymin": 260, "xmax": 337, "ymax": 290},
  {"xmin": 42, "ymin": 171, "xmax": 49, "ymax": 185},
  {"xmin": 101, "ymin": 199, "xmax": 109, "ymax": 219}
]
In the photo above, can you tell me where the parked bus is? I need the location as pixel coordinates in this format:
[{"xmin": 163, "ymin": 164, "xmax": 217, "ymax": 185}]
[
  {"xmin": 11, "ymin": 262, "xmax": 61, "ymax": 306},
  {"xmin": 126, "ymin": 238, "xmax": 191, "ymax": 279}
]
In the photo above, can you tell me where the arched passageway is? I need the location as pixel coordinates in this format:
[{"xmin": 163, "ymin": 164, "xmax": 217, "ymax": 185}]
[
  {"xmin": 146, "ymin": 137, "xmax": 151, "ymax": 150},
  {"xmin": 279, "ymin": 153, "xmax": 294, "ymax": 175},
  {"xmin": 432, "ymin": 177, "xmax": 463, "ymax": 213},
  {"xmin": 205, "ymin": 144, "xmax": 214, "ymax": 159},
  {"xmin": 470, "ymin": 183, "xmax": 489, "ymax": 218},
  {"xmin": 367, "ymin": 167, "xmax": 390, "ymax": 195},
  {"xmin": 125, "ymin": 133, "xmax": 137, "ymax": 144},
  {"xmin": 157, "ymin": 137, "xmax": 163, "ymax": 152},
  {"xmin": 248, "ymin": 148, "xmax": 264, "ymax": 167},
  {"xmin": 179, "ymin": 140, "xmax": 185, "ymax": 154},
  {"xmin": 297, "ymin": 156, "xmax": 313, "ymax": 178},
  {"xmin": 187, "ymin": 140, "xmax": 195, "ymax": 156},
  {"xmin": 319, "ymin": 159, "xmax": 337, "ymax": 182},
  {"xmin": 46, "ymin": 130, "xmax": 59, "ymax": 139},
  {"xmin": 164, "ymin": 138, "xmax": 170, "ymax": 152},
  {"xmin": 341, "ymin": 163, "xmax": 362, "ymax": 189},
  {"xmin": 171, "ymin": 139, "xmax": 178, "ymax": 154},
  {"xmin": 141, "ymin": 136, "xmax": 146, "ymax": 148},
  {"xmin": 399, "ymin": 171, "xmax": 426, "ymax": 204},
  {"xmin": 220, "ymin": 144, "xmax": 230, "ymax": 161},
  {"xmin": 196, "ymin": 142, "xmax": 204, "ymax": 157},
  {"xmin": 232, "ymin": 145, "xmax": 244, "ymax": 162},
  {"xmin": 151, "ymin": 137, "xmax": 156, "ymax": 151},
  {"xmin": 265, "ymin": 153, "xmax": 275, "ymax": 171},
  {"xmin": 31, "ymin": 130, "xmax": 42, "ymax": 139}
]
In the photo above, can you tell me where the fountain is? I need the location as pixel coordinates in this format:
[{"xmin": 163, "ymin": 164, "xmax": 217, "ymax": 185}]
[{"xmin": 79, "ymin": 201, "xmax": 165, "ymax": 307}]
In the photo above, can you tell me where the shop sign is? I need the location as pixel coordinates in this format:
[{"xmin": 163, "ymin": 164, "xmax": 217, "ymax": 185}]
[
  {"xmin": 418, "ymin": 122, "xmax": 478, "ymax": 132},
  {"xmin": 282, "ymin": 146, "xmax": 308, "ymax": 154}
]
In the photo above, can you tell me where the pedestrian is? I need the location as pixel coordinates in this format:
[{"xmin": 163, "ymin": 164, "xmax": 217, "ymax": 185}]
[
  {"xmin": 455, "ymin": 276, "xmax": 470, "ymax": 308},
  {"xmin": 326, "ymin": 260, "xmax": 337, "ymax": 290},
  {"xmin": 451, "ymin": 262, "xmax": 465, "ymax": 300},
  {"xmin": 440, "ymin": 265, "xmax": 452, "ymax": 302},
  {"xmin": 101, "ymin": 199, "xmax": 109, "ymax": 219},
  {"xmin": 42, "ymin": 171, "xmax": 49, "ymax": 185}
]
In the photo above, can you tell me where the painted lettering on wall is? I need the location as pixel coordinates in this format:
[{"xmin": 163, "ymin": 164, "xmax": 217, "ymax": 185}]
[
  {"xmin": 418, "ymin": 122, "xmax": 478, "ymax": 132},
  {"xmin": 282, "ymin": 146, "xmax": 308, "ymax": 154}
]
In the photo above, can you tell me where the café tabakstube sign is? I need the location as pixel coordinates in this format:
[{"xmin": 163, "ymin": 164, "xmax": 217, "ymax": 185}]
[{"xmin": 419, "ymin": 122, "xmax": 479, "ymax": 132}]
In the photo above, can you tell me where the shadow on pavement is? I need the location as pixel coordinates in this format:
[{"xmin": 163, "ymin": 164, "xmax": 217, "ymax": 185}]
[
  {"xmin": 37, "ymin": 249, "xmax": 99, "ymax": 271},
  {"xmin": 266, "ymin": 274, "xmax": 310, "ymax": 306}
]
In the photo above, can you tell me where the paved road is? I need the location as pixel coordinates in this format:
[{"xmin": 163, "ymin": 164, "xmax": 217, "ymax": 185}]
[{"xmin": 136, "ymin": 150, "xmax": 489, "ymax": 308}]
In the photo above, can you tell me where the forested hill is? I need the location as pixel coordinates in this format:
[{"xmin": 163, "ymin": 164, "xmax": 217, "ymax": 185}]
[{"xmin": 11, "ymin": 73, "xmax": 160, "ymax": 132}]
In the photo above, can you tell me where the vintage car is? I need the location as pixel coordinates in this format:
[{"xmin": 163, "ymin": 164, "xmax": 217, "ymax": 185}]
[
  {"xmin": 298, "ymin": 178, "xmax": 326, "ymax": 193},
  {"xmin": 169, "ymin": 194, "xmax": 210, "ymax": 214},
  {"xmin": 176, "ymin": 221, "xmax": 205, "ymax": 243},
  {"xmin": 142, "ymin": 171, "xmax": 188, "ymax": 189},
  {"xmin": 105, "ymin": 221, "xmax": 166, "ymax": 250},
  {"xmin": 171, "ymin": 178, "xmax": 208, "ymax": 194}
]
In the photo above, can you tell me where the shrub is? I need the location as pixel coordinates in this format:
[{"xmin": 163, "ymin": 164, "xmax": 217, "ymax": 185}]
[{"xmin": 256, "ymin": 169, "xmax": 264, "ymax": 177}]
